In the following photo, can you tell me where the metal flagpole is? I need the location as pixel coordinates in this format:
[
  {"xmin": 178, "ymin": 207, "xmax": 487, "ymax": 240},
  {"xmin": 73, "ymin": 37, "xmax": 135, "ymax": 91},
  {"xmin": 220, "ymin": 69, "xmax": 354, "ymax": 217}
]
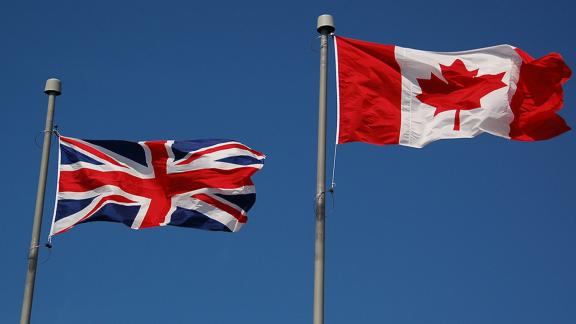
[
  {"xmin": 20, "ymin": 78, "xmax": 61, "ymax": 324},
  {"xmin": 313, "ymin": 14, "xmax": 335, "ymax": 324}
]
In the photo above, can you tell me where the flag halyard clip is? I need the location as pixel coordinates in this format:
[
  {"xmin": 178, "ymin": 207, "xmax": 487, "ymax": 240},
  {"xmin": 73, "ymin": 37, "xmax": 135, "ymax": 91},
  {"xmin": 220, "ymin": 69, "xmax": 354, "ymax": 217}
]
[
  {"xmin": 34, "ymin": 125, "xmax": 61, "ymax": 148},
  {"xmin": 310, "ymin": 33, "xmax": 336, "ymax": 53},
  {"xmin": 52, "ymin": 125, "xmax": 61, "ymax": 137},
  {"xmin": 328, "ymin": 139, "xmax": 338, "ymax": 206}
]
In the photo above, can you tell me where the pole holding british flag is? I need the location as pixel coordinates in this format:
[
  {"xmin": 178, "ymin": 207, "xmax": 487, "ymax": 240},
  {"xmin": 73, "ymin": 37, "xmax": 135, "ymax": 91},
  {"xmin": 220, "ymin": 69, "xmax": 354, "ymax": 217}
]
[
  {"xmin": 20, "ymin": 78, "xmax": 61, "ymax": 324},
  {"xmin": 313, "ymin": 14, "xmax": 334, "ymax": 324}
]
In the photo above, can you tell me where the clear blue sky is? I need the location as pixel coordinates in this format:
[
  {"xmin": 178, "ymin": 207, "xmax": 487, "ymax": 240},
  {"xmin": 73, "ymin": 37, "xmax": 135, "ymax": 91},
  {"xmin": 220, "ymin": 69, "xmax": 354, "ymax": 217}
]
[{"xmin": 1, "ymin": 1, "xmax": 575, "ymax": 323}]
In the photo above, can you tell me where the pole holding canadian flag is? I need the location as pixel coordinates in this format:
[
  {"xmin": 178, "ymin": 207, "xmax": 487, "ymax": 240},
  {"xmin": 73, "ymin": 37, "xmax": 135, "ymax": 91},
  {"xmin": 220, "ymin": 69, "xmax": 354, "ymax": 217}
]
[
  {"xmin": 20, "ymin": 78, "xmax": 61, "ymax": 324},
  {"xmin": 314, "ymin": 14, "xmax": 334, "ymax": 324}
]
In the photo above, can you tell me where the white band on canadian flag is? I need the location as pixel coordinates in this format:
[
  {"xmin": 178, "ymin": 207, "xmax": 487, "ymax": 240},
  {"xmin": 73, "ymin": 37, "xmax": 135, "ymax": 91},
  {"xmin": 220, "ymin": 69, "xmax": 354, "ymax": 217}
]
[{"xmin": 395, "ymin": 44, "xmax": 523, "ymax": 148}]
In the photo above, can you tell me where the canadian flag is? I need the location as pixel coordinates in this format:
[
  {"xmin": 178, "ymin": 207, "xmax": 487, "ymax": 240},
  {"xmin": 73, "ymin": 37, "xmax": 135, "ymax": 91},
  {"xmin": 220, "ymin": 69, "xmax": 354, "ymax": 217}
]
[{"xmin": 335, "ymin": 36, "xmax": 571, "ymax": 148}]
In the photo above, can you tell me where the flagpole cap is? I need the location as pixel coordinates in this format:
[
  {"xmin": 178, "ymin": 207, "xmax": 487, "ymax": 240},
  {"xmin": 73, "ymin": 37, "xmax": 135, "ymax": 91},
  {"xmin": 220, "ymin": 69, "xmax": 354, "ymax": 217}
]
[
  {"xmin": 317, "ymin": 14, "xmax": 335, "ymax": 34},
  {"xmin": 44, "ymin": 78, "xmax": 61, "ymax": 96}
]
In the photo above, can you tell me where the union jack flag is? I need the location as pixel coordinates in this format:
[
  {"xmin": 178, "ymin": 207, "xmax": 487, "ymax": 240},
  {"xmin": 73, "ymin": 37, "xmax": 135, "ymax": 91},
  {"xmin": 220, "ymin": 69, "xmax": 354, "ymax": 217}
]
[{"xmin": 49, "ymin": 136, "xmax": 265, "ymax": 238}]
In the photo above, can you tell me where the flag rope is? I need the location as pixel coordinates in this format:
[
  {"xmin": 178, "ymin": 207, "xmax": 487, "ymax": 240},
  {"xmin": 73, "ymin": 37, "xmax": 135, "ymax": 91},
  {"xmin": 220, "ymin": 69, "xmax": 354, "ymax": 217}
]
[
  {"xmin": 329, "ymin": 142, "xmax": 337, "ymax": 193},
  {"xmin": 330, "ymin": 32, "xmax": 338, "ymax": 196},
  {"xmin": 47, "ymin": 132, "xmax": 61, "ymax": 246}
]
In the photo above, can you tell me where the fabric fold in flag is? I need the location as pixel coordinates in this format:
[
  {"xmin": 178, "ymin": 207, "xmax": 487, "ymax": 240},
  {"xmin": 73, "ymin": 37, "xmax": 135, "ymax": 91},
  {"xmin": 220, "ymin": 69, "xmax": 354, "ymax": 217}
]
[
  {"xmin": 335, "ymin": 36, "xmax": 571, "ymax": 148},
  {"xmin": 49, "ymin": 136, "xmax": 265, "ymax": 237}
]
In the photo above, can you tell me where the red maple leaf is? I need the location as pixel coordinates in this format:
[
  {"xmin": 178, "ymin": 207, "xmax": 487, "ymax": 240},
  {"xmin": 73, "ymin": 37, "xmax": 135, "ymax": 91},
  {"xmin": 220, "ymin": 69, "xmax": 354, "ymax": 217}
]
[{"xmin": 416, "ymin": 59, "xmax": 507, "ymax": 130}]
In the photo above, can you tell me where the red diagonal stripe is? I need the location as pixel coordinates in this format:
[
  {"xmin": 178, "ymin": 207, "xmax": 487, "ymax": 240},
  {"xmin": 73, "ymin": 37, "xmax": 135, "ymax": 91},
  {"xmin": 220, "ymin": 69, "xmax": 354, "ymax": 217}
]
[
  {"xmin": 176, "ymin": 143, "xmax": 263, "ymax": 166},
  {"xmin": 55, "ymin": 194, "xmax": 136, "ymax": 235},
  {"xmin": 60, "ymin": 136, "xmax": 129, "ymax": 169},
  {"xmin": 192, "ymin": 193, "xmax": 247, "ymax": 223}
]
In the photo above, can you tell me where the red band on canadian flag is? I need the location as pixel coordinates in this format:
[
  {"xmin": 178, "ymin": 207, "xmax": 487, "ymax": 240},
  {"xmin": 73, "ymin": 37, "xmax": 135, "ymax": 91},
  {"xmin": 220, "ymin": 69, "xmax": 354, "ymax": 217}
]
[
  {"xmin": 335, "ymin": 36, "xmax": 571, "ymax": 148},
  {"xmin": 335, "ymin": 36, "xmax": 402, "ymax": 145},
  {"xmin": 509, "ymin": 48, "xmax": 572, "ymax": 141}
]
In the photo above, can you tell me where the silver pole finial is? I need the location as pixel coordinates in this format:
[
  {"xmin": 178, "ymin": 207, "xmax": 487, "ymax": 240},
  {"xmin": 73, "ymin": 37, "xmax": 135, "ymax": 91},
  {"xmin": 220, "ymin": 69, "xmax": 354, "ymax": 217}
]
[
  {"xmin": 44, "ymin": 78, "xmax": 61, "ymax": 95},
  {"xmin": 317, "ymin": 14, "xmax": 335, "ymax": 33}
]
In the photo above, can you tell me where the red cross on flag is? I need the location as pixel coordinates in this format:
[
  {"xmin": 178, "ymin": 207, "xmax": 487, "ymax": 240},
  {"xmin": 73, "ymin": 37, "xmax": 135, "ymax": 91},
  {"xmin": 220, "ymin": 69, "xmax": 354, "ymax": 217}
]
[{"xmin": 335, "ymin": 36, "xmax": 571, "ymax": 148}]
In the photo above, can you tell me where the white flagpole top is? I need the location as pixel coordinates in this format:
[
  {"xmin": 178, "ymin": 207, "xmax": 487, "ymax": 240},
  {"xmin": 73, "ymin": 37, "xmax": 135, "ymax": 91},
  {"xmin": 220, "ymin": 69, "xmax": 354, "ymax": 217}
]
[
  {"xmin": 317, "ymin": 14, "xmax": 335, "ymax": 33},
  {"xmin": 44, "ymin": 78, "xmax": 61, "ymax": 95}
]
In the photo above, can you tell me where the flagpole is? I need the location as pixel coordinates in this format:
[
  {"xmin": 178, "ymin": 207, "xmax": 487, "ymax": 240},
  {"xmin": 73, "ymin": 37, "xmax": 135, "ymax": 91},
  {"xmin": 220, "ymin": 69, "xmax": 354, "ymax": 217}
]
[
  {"xmin": 20, "ymin": 78, "xmax": 61, "ymax": 324},
  {"xmin": 314, "ymin": 14, "xmax": 334, "ymax": 324}
]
